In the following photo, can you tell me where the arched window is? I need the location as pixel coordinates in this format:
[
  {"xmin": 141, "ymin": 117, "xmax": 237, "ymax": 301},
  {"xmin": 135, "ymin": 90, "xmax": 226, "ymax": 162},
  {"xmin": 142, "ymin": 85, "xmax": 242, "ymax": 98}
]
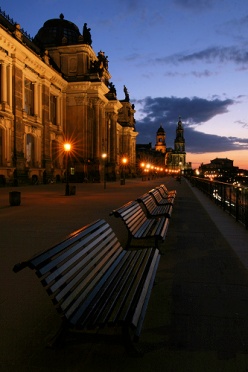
[{"xmin": 26, "ymin": 134, "xmax": 35, "ymax": 166}]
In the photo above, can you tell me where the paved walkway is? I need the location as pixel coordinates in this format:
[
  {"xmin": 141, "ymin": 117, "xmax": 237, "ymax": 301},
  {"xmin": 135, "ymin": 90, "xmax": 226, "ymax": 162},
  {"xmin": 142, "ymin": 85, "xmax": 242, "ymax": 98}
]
[{"xmin": 1, "ymin": 177, "xmax": 248, "ymax": 371}]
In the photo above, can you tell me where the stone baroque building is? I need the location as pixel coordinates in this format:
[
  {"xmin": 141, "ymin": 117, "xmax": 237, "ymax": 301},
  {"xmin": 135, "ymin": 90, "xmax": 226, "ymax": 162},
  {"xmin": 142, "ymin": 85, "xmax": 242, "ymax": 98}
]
[{"xmin": 0, "ymin": 11, "xmax": 137, "ymax": 184}]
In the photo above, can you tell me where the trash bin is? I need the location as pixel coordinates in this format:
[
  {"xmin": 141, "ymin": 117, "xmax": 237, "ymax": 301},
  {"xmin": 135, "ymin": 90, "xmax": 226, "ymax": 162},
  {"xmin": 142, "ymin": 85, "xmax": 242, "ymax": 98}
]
[{"xmin": 9, "ymin": 191, "xmax": 21, "ymax": 206}]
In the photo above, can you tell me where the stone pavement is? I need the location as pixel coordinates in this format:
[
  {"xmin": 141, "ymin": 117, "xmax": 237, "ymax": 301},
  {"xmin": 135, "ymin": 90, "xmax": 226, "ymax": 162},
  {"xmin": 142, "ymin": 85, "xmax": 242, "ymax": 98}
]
[{"xmin": 1, "ymin": 177, "xmax": 248, "ymax": 372}]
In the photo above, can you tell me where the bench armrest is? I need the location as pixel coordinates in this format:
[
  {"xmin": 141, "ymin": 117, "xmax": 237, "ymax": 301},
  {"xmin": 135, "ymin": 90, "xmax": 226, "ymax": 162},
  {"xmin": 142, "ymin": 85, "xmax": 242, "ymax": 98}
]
[{"xmin": 13, "ymin": 262, "xmax": 28, "ymax": 273}]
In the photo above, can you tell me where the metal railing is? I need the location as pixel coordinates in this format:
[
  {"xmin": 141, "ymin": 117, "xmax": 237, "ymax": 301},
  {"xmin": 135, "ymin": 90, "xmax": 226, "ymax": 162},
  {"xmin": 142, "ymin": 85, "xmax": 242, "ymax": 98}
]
[{"xmin": 189, "ymin": 176, "xmax": 248, "ymax": 229}]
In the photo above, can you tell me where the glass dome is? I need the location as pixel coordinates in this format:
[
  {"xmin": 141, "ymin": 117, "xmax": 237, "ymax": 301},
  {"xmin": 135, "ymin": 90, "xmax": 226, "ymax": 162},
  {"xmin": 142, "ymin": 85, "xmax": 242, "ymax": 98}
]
[{"xmin": 34, "ymin": 14, "xmax": 81, "ymax": 48}]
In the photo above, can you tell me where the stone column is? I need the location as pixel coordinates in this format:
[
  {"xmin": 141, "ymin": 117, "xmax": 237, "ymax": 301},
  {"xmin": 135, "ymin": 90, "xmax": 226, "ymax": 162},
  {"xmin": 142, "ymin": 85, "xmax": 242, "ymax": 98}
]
[
  {"xmin": 93, "ymin": 99, "xmax": 100, "ymax": 159},
  {"xmin": 56, "ymin": 96, "xmax": 60, "ymax": 126},
  {"xmin": 8, "ymin": 63, "xmax": 12, "ymax": 108},
  {"xmin": 33, "ymin": 82, "xmax": 38, "ymax": 117},
  {"xmin": 1, "ymin": 62, "xmax": 7, "ymax": 103}
]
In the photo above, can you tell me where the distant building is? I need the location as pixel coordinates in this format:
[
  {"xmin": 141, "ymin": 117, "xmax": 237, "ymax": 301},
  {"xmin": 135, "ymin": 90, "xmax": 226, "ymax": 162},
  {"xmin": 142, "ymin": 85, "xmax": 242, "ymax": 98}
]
[
  {"xmin": 0, "ymin": 11, "xmax": 137, "ymax": 185},
  {"xmin": 136, "ymin": 117, "xmax": 192, "ymax": 176},
  {"xmin": 199, "ymin": 158, "xmax": 239, "ymax": 180}
]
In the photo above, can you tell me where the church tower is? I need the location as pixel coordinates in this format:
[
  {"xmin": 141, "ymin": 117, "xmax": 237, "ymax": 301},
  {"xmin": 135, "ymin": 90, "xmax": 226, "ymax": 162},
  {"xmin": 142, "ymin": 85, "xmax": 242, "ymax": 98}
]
[
  {"xmin": 166, "ymin": 117, "xmax": 186, "ymax": 172},
  {"xmin": 155, "ymin": 125, "xmax": 166, "ymax": 153},
  {"xmin": 174, "ymin": 116, "xmax": 185, "ymax": 153}
]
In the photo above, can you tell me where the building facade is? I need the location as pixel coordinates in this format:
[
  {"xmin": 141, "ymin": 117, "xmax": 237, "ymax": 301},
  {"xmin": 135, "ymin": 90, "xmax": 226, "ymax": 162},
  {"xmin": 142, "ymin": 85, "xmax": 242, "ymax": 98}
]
[{"xmin": 0, "ymin": 11, "xmax": 137, "ymax": 185}]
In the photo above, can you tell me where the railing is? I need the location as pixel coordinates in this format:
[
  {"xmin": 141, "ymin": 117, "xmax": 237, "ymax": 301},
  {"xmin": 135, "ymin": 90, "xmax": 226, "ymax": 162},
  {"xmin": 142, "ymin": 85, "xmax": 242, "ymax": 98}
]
[{"xmin": 189, "ymin": 176, "xmax": 248, "ymax": 229}]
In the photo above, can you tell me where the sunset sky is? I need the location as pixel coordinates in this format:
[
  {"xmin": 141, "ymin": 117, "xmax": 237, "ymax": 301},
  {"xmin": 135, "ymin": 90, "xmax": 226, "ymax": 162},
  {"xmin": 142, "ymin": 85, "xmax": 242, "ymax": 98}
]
[{"xmin": 2, "ymin": 0, "xmax": 248, "ymax": 169}]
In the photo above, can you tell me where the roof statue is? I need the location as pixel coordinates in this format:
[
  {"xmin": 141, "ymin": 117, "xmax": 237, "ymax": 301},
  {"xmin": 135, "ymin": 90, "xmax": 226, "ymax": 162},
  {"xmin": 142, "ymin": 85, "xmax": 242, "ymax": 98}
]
[
  {"xmin": 108, "ymin": 82, "xmax": 117, "ymax": 96},
  {"xmin": 83, "ymin": 23, "xmax": 92, "ymax": 45},
  {"xmin": 123, "ymin": 85, "xmax": 130, "ymax": 102}
]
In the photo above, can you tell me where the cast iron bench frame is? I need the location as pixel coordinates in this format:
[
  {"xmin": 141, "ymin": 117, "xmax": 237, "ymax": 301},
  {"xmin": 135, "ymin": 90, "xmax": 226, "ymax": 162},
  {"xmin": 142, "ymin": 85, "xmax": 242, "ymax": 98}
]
[
  {"xmin": 13, "ymin": 219, "xmax": 160, "ymax": 355},
  {"xmin": 137, "ymin": 193, "xmax": 173, "ymax": 218},
  {"xmin": 111, "ymin": 200, "xmax": 169, "ymax": 249},
  {"xmin": 158, "ymin": 184, "xmax": 177, "ymax": 199},
  {"xmin": 149, "ymin": 188, "xmax": 175, "ymax": 206}
]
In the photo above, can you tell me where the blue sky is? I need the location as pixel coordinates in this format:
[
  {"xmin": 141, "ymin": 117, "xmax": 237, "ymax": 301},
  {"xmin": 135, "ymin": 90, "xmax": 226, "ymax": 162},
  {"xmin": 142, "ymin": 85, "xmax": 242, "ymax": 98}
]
[{"xmin": 1, "ymin": 0, "xmax": 248, "ymax": 168}]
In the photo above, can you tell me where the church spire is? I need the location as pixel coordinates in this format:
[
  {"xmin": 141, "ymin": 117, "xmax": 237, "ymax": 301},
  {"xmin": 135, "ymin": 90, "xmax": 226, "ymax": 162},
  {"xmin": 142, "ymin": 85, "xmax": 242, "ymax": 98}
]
[{"xmin": 174, "ymin": 116, "xmax": 185, "ymax": 153}]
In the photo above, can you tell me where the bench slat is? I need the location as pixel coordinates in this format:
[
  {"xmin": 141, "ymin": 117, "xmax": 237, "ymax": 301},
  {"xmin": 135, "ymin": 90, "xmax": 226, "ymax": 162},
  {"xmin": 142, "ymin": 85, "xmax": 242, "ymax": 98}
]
[
  {"xmin": 133, "ymin": 251, "xmax": 160, "ymax": 338},
  {"xmin": 95, "ymin": 250, "xmax": 147, "ymax": 325},
  {"xmin": 115, "ymin": 248, "xmax": 154, "ymax": 324},
  {"xmin": 75, "ymin": 250, "xmax": 135, "ymax": 327},
  {"xmin": 32, "ymin": 220, "xmax": 106, "ymax": 270}
]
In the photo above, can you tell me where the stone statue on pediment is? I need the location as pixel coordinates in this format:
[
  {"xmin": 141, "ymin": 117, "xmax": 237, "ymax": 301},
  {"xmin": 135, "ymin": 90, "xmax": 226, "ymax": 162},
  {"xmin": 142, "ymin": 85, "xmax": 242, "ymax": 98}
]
[
  {"xmin": 14, "ymin": 23, "xmax": 22, "ymax": 41},
  {"xmin": 83, "ymin": 23, "xmax": 92, "ymax": 45},
  {"xmin": 123, "ymin": 85, "xmax": 130, "ymax": 102}
]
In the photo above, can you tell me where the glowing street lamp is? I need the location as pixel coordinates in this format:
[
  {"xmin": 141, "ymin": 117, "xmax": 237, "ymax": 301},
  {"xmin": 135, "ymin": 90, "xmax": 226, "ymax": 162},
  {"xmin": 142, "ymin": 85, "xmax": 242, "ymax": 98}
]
[
  {"xmin": 64, "ymin": 142, "xmax": 71, "ymax": 196},
  {"xmin": 102, "ymin": 152, "xmax": 107, "ymax": 189},
  {"xmin": 121, "ymin": 156, "xmax": 128, "ymax": 185}
]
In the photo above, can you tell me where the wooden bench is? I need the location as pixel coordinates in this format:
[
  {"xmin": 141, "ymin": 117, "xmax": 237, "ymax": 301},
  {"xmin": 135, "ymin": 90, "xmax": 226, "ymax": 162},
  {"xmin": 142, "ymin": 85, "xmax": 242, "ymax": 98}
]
[
  {"xmin": 13, "ymin": 219, "xmax": 160, "ymax": 355},
  {"xmin": 159, "ymin": 184, "xmax": 177, "ymax": 199},
  {"xmin": 149, "ymin": 188, "xmax": 175, "ymax": 206},
  {"xmin": 137, "ymin": 193, "xmax": 173, "ymax": 218},
  {"xmin": 111, "ymin": 200, "xmax": 169, "ymax": 249}
]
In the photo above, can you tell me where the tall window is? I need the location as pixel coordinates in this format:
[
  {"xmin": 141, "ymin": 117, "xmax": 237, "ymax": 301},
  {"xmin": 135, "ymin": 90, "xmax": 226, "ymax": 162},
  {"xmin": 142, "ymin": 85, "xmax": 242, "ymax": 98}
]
[
  {"xmin": 50, "ymin": 94, "xmax": 57, "ymax": 125},
  {"xmin": 24, "ymin": 79, "xmax": 34, "ymax": 115},
  {"xmin": 26, "ymin": 134, "xmax": 35, "ymax": 166}
]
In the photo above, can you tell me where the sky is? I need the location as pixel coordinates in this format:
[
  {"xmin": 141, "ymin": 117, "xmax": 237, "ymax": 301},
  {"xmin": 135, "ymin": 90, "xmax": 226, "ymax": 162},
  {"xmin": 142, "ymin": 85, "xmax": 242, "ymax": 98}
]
[{"xmin": 1, "ymin": 0, "xmax": 248, "ymax": 169}]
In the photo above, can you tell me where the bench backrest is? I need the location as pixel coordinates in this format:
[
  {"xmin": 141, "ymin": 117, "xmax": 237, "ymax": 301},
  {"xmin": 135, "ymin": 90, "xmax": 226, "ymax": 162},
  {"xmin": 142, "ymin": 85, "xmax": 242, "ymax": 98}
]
[
  {"xmin": 13, "ymin": 219, "xmax": 124, "ymax": 323},
  {"xmin": 149, "ymin": 189, "xmax": 163, "ymax": 204},
  {"xmin": 137, "ymin": 193, "xmax": 157, "ymax": 215},
  {"xmin": 160, "ymin": 184, "xmax": 176, "ymax": 197},
  {"xmin": 112, "ymin": 200, "xmax": 147, "ymax": 235}
]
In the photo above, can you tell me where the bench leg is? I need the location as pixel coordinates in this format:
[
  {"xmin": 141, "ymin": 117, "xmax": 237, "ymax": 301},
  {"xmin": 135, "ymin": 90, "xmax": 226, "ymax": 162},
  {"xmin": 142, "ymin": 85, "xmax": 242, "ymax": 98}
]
[
  {"xmin": 122, "ymin": 324, "xmax": 144, "ymax": 357},
  {"xmin": 46, "ymin": 323, "xmax": 68, "ymax": 349}
]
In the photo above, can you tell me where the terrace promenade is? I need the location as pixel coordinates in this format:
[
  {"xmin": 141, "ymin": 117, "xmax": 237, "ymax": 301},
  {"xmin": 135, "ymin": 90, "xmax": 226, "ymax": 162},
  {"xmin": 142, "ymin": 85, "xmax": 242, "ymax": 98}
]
[{"xmin": 1, "ymin": 177, "xmax": 248, "ymax": 371}]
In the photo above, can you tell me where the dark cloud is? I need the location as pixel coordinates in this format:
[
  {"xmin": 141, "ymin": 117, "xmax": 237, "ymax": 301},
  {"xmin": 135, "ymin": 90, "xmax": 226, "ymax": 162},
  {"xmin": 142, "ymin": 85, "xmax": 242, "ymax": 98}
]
[
  {"xmin": 153, "ymin": 46, "xmax": 248, "ymax": 66},
  {"xmin": 164, "ymin": 69, "xmax": 216, "ymax": 78},
  {"xmin": 135, "ymin": 96, "xmax": 234, "ymax": 124},
  {"xmin": 134, "ymin": 95, "xmax": 248, "ymax": 153}
]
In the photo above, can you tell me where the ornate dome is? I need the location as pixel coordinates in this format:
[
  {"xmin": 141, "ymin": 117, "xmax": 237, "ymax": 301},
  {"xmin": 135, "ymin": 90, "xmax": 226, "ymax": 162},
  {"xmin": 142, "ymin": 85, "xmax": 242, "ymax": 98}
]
[
  {"xmin": 157, "ymin": 125, "xmax": 165, "ymax": 134},
  {"xmin": 34, "ymin": 14, "xmax": 81, "ymax": 48}
]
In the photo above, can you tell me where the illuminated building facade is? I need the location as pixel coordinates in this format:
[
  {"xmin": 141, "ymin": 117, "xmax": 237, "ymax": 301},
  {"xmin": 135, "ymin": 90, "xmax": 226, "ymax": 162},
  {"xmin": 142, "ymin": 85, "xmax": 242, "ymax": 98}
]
[{"xmin": 0, "ymin": 11, "xmax": 137, "ymax": 184}]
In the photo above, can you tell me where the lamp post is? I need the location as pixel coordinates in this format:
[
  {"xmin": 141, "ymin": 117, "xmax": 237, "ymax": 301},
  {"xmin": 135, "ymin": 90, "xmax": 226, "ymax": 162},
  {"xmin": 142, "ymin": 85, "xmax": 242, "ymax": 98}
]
[
  {"xmin": 121, "ymin": 157, "xmax": 128, "ymax": 185},
  {"xmin": 102, "ymin": 152, "xmax": 107, "ymax": 189},
  {"xmin": 64, "ymin": 142, "xmax": 71, "ymax": 196},
  {"xmin": 140, "ymin": 162, "xmax": 145, "ymax": 181}
]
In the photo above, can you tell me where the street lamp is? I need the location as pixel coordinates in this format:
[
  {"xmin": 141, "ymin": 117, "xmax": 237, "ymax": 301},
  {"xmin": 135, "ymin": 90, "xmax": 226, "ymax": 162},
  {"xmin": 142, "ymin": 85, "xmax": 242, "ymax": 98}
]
[
  {"xmin": 64, "ymin": 142, "xmax": 71, "ymax": 196},
  {"xmin": 102, "ymin": 152, "xmax": 107, "ymax": 189},
  {"xmin": 121, "ymin": 157, "xmax": 128, "ymax": 185}
]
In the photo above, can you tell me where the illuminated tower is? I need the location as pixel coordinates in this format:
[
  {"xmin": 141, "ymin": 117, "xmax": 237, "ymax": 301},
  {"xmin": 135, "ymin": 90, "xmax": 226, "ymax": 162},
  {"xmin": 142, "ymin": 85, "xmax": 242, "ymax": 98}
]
[{"xmin": 155, "ymin": 125, "xmax": 166, "ymax": 153}]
